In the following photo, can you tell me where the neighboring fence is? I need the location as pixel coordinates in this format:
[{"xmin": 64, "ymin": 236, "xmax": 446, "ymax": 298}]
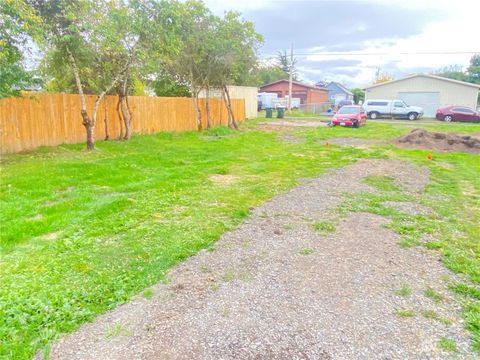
[
  {"xmin": 0, "ymin": 93, "xmax": 245, "ymax": 153},
  {"xmin": 297, "ymin": 102, "xmax": 333, "ymax": 115},
  {"xmin": 198, "ymin": 85, "xmax": 258, "ymax": 119}
]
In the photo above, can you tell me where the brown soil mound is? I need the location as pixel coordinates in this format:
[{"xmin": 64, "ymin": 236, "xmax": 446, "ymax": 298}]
[{"xmin": 396, "ymin": 129, "xmax": 480, "ymax": 153}]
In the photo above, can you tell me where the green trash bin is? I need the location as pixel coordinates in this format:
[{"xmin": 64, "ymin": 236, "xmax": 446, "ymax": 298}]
[
  {"xmin": 277, "ymin": 107, "xmax": 285, "ymax": 119},
  {"xmin": 265, "ymin": 107, "xmax": 273, "ymax": 118}
]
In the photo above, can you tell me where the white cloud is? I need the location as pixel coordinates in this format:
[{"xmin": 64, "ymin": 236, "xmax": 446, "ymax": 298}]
[{"xmin": 204, "ymin": 0, "xmax": 480, "ymax": 87}]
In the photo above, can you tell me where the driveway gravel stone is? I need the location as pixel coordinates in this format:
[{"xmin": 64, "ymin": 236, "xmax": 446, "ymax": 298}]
[{"xmin": 42, "ymin": 159, "xmax": 475, "ymax": 360}]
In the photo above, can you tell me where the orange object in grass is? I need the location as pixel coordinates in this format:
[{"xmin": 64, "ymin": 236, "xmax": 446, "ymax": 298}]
[{"xmin": 427, "ymin": 154, "xmax": 433, "ymax": 160}]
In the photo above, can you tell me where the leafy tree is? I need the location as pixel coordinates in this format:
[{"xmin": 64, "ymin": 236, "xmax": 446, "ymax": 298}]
[
  {"xmin": 374, "ymin": 72, "xmax": 394, "ymax": 84},
  {"xmin": 250, "ymin": 64, "xmax": 286, "ymax": 86},
  {"xmin": 433, "ymin": 64, "xmax": 468, "ymax": 82},
  {"xmin": 152, "ymin": 76, "xmax": 190, "ymax": 97},
  {"xmin": 433, "ymin": 54, "xmax": 480, "ymax": 104},
  {"xmin": 350, "ymin": 88, "xmax": 365, "ymax": 104},
  {"xmin": 33, "ymin": 0, "xmax": 133, "ymax": 149},
  {"xmin": 164, "ymin": 2, "xmax": 262, "ymax": 129},
  {"xmin": 209, "ymin": 11, "xmax": 262, "ymax": 128},
  {"xmin": 163, "ymin": 0, "xmax": 212, "ymax": 129},
  {"xmin": 276, "ymin": 49, "xmax": 297, "ymax": 81},
  {"xmin": 466, "ymin": 54, "xmax": 480, "ymax": 84},
  {"xmin": 0, "ymin": 0, "xmax": 42, "ymax": 98}
]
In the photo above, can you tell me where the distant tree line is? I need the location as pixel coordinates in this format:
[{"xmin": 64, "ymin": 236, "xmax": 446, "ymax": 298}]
[
  {"xmin": 434, "ymin": 55, "xmax": 480, "ymax": 84},
  {"xmin": 434, "ymin": 54, "xmax": 480, "ymax": 104},
  {"xmin": 1, "ymin": 0, "xmax": 264, "ymax": 149}
]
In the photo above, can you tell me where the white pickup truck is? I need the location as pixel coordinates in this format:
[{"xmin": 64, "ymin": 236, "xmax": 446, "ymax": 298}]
[{"xmin": 363, "ymin": 99, "xmax": 423, "ymax": 120}]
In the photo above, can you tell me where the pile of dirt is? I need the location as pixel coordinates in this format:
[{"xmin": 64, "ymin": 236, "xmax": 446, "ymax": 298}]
[{"xmin": 396, "ymin": 129, "xmax": 480, "ymax": 153}]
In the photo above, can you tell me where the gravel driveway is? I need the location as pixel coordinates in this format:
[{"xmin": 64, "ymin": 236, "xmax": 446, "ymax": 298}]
[{"xmin": 43, "ymin": 159, "xmax": 475, "ymax": 359}]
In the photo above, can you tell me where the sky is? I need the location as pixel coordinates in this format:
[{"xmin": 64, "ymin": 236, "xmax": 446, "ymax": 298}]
[{"xmin": 204, "ymin": 0, "xmax": 480, "ymax": 88}]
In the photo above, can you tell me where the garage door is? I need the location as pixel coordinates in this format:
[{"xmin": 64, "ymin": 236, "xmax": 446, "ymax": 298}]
[{"xmin": 398, "ymin": 92, "xmax": 440, "ymax": 118}]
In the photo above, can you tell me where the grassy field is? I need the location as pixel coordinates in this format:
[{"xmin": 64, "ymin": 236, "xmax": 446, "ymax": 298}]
[{"xmin": 1, "ymin": 118, "xmax": 479, "ymax": 358}]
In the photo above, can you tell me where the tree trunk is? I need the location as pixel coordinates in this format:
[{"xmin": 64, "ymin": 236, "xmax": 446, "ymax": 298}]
[
  {"xmin": 119, "ymin": 77, "xmax": 133, "ymax": 140},
  {"xmin": 120, "ymin": 95, "xmax": 132, "ymax": 140},
  {"xmin": 223, "ymin": 85, "xmax": 238, "ymax": 129},
  {"xmin": 67, "ymin": 47, "xmax": 96, "ymax": 150},
  {"xmin": 190, "ymin": 86, "xmax": 202, "ymax": 131},
  {"xmin": 103, "ymin": 98, "xmax": 109, "ymax": 140},
  {"xmin": 205, "ymin": 86, "xmax": 211, "ymax": 129},
  {"xmin": 85, "ymin": 122, "xmax": 95, "ymax": 150},
  {"xmin": 116, "ymin": 96, "xmax": 124, "ymax": 139},
  {"xmin": 221, "ymin": 88, "xmax": 230, "ymax": 126},
  {"xmin": 67, "ymin": 47, "xmax": 127, "ymax": 150}
]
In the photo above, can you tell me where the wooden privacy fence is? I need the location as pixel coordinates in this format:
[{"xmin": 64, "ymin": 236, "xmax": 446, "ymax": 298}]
[{"xmin": 0, "ymin": 93, "xmax": 246, "ymax": 153}]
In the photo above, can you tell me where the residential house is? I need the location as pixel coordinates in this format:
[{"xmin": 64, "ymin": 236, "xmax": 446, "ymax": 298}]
[{"xmin": 259, "ymin": 79, "xmax": 328, "ymax": 105}]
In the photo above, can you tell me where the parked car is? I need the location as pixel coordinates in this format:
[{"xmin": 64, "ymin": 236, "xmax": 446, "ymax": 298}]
[
  {"xmin": 331, "ymin": 105, "xmax": 367, "ymax": 128},
  {"xmin": 363, "ymin": 99, "xmax": 423, "ymax": 120},
  {"xmin": 435, "ymin": 106, "xmax": 480, "ymax": 123}
]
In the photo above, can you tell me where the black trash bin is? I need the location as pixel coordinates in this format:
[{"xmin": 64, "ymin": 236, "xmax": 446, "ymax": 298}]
[
  {"xmin": 265, "ymin": 107, "xmax": 273, "ymax": 118},
  {"xmin": 277, "ymin": 107, "xmax": 285, "ymax": 119}
]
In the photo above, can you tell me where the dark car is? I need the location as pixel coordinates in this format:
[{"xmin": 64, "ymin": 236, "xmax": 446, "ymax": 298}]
[
  {"xmin": 436, "ymin": 106, "xmax": 480, "ymax": 123},
  {"xmin": 257, "ymin": 100, "xmax": 262, "ymax": 112}
]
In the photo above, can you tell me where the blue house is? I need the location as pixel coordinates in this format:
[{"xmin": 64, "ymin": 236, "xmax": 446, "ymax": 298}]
[{"xmin": 318, "ymin": 82, "xmax": 354, "ymax": 104}]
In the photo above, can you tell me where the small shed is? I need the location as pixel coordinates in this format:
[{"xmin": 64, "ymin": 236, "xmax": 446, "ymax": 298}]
[
  {"xmin": 259, "ymin": 79, "xmax": 328, "ymax": 105},
  {"xmin": 198, "ymin": 85, "xmax": 258, "ymax": 119},
  {"xmin": 364, "ymin": 74, "xmax": 480, "ymax": 117}
]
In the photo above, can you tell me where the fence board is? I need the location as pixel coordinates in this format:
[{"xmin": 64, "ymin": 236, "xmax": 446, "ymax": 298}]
[{"xmin": 0, "ymin": 93, "xmax": 245, "ymax": 153}]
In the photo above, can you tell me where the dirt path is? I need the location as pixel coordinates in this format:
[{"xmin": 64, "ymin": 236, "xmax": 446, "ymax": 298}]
[{"xmin": 43, "ymin": 160, "xmax": 474, "ymax": 359}]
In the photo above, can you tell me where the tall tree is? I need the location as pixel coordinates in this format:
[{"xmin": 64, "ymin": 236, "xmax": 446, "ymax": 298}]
[
  {"xmin": 350, "ymin": 88, "xmax": 365, "ymax": 104},
  {"xmin": 0, "ymin": 0, "xmax": 42, "ymax": 98},
  {"xmin": 164, "ymin": 0, "xmax": 212, "ymax": 130},
  {"xmin": 34, "ymin": 0, "xmax": 133, "ymax": 149},
  {"xmin": 210, "ymin": 11, "xmax": 262, "ymax": 129},
  {"xmin": 276, "ymin": 49, "xmax": 297, "ymax": 81},
  {"xmin": 249, "ymin": 64, "xmax": 285, "ymax": 86},
  {"xmin": 374, "ymin": 72, "xmax": 394, "ymax": 84},
  {"xmin": 433, "ymin": 64, "xmax": 468, "ymax": 81},
  {"xmin": 466, "ymin": 54, "xmax": 480, "ymax": 84}
]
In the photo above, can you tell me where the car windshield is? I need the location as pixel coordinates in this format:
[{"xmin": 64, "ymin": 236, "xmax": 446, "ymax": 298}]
[{"xmin": 337, "ymin": 106, "xmax": 360, "ymax": 114}]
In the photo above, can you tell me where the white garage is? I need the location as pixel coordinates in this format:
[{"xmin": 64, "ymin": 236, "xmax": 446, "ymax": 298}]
[{"xmin": 364, "ymin": 74, "xmax": 480, "ymax": 117}]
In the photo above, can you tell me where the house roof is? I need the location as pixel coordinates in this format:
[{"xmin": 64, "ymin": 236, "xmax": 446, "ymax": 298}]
[
  {"xmin": 364, "ymin": 74, "xmax": 480, "ymax": 90},
  {"xmin": 328, "ymin": 81, "xmax": 353, "ymax": 95},
  {"xmin": 260, "ymin": 79, "xmax": 328, "ymax": 91}
]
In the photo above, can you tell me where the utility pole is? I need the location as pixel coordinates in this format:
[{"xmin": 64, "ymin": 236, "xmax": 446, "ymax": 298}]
[{"xmin": 288, "ymin": 43, "xmax": 293, "ymax": 111}]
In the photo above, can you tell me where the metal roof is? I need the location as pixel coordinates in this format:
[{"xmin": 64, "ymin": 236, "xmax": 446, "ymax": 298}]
[
  {"xmin": 364, "ymin": 74, "xmax": 480, "ymax": 90},
  {"xmin": 260, "ymin": 79, "xmax": 328, "ymax": 91}
]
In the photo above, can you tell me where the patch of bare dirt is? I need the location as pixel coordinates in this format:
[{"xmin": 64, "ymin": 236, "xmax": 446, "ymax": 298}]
[
  {"xmin": 383, "ymin": 201, "xmax": 432, "ymax": 216},
  {"xmin": 29, "ymin": 214, "xmax": 44, "ymax": 221},
  {"xmin": 39, "ymin": 231, "xmax": 61, "ymax": 241},
  {"xmin": 254, "ymin": 124, "xmax": 297, "ymax": 133},
  {"xmin": 209, "ymin": 174, "xmax": 238, "ymax": 186},
  {"xmin": 280, "ymin": 134, "xmax": 305, "ymax": 143},
  {"xmin": 324, "ymin": 138, "xmax": 385, "ymax": 147},
  {"xmin": 256, "ymin": 120, "xmax": 327, "ymax": 133},
  {"xmin": 395, "ymin": 129, "xmax": 480, "ymax": 153}
]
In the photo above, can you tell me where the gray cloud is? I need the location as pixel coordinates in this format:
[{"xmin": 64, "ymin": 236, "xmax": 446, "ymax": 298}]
[
  {"xmin": 302, "ymin": 59, "xmax": 362, "ymax": 67},
  {"xmin": 243, "ymin": 1, "xmax": 445, "ymax": 86},
  {"xmin": 246, "ymin": 1, "xmax": 443, "ymax": 55}
]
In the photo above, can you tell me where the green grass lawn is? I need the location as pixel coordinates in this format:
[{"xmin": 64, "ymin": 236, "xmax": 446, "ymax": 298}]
[{"xmin": 1, "ymin": 119, "xmax": 479, "ymax": 358}]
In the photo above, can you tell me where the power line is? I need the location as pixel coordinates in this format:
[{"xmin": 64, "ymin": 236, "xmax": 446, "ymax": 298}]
[
  {"xmin": 262, "ymin": 51, "xmax": 479, "ymax": 58},
  {"xmin": 288, "ymin": 51, "xmax": 479, "ymax": 57}
]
